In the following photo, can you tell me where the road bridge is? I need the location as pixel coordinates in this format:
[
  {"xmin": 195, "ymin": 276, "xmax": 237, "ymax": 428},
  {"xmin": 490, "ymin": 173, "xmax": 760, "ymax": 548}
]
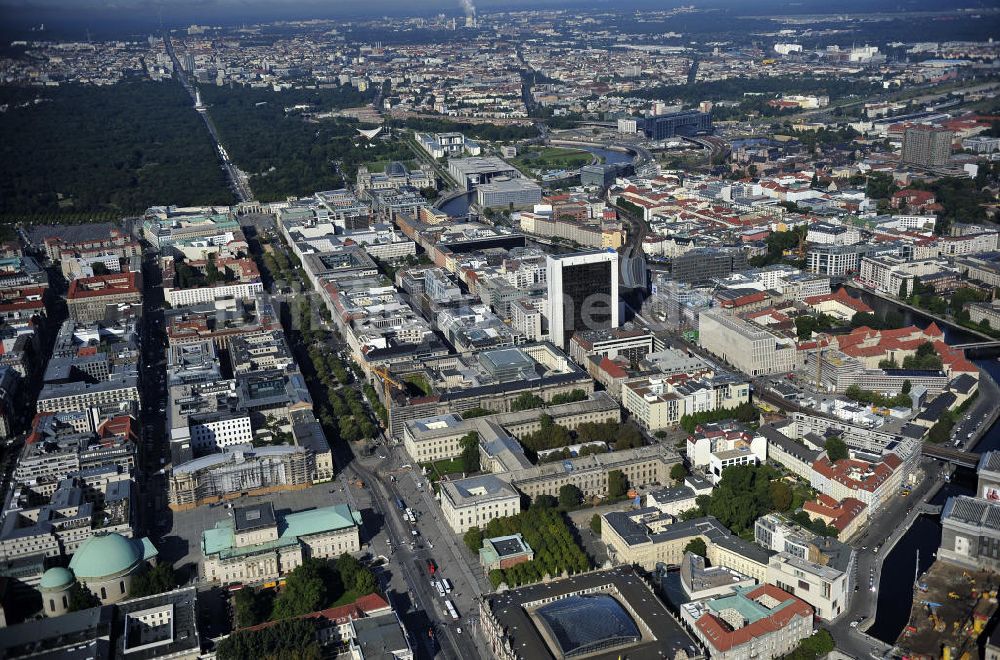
[
  {"xmin": 921, "ymin": 443, "xmax": 980, "ymax": 468},
  {"xmin": 951, "ymin": 341, "xmax": 1000, "ymax": 350}
]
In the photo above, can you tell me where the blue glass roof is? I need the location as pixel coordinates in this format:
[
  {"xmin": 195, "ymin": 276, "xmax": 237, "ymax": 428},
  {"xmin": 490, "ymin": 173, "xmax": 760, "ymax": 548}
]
[{"xmin": 535, "ymin": 594, "xmax": 641, "ymax": 657}]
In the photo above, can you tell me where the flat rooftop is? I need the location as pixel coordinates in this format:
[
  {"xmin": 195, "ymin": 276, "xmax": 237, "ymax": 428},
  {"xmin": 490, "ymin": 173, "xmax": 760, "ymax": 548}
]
[
  {"xmin": 484, "ymin": 565, "xmax": 700, "ymax": 660},
  {"xmin": 233, "ymin": 502, "xmax": 276, "ymax": 532}
]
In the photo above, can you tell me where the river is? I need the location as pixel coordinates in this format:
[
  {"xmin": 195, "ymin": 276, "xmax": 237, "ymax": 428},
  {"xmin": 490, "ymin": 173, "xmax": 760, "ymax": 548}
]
[
  {"xmin": 580, "ymin": 146, "xmax": 633, "ymax": 166},
  {"xmin": 840, "ymin": 286, "xmax": 998, "ymax": 643}
]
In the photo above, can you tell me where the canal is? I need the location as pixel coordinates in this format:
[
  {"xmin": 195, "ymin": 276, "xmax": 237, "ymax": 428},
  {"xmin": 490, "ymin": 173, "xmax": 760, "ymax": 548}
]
[{"xmin": 840, "ymin": 286, "xmax": 999, "ymax": 643}]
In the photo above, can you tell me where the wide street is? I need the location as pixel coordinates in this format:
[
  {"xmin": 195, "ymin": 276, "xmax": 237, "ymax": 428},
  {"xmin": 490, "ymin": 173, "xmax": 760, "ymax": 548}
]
[{"xmin": 349, "ymin": 441, "xmax": 489, "ymax": 660}]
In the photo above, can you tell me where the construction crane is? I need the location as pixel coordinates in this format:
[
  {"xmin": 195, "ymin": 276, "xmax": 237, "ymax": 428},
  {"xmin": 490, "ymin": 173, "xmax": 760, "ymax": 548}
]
[{"xmin": 370, "ymin": 365, "xmax": 403, "ymax": 430}]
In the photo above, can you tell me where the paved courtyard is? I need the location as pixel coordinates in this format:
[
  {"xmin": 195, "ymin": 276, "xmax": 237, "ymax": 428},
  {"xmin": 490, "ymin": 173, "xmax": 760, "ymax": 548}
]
[{"xmin": 157, "ymin": 480, "xmax": 367, "ymax": 578}]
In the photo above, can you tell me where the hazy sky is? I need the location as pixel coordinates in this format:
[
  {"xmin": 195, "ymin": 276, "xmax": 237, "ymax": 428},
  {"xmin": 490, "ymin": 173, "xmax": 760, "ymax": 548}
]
[{"xmin": 0, "ymin": 0, "xmax": 982, "ymax": 39}]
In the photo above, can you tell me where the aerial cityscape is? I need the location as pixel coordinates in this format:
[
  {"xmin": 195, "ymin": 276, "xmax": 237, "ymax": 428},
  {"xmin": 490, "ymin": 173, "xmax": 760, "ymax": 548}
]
[{"xmin": 0, "ymin": 0, "xmax": 998, "ymax": 658}]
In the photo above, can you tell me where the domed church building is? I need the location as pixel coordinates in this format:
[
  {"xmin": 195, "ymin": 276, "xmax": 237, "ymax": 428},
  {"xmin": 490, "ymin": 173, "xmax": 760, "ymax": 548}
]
[{"xmin": 38, "ymin": 532, "xmax": 158, "ymax": 616}]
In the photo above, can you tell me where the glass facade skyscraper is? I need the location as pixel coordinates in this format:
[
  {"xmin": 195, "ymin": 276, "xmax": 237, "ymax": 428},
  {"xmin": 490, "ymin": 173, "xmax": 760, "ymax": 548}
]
[{"xmin": 546, "ymin": 251, "xmax": 619, "ymax": 348}]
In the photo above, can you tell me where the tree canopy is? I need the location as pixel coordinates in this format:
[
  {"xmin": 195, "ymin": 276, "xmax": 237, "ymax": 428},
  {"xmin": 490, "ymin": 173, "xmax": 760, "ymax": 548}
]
[
  {"xmin": 67, "ymin": 583, "xmax": 101, "ymax": 612},
  {"xmin": 129, "ymin": 563, "xmax": 177, "ymax": 598},
  {"xmin": 683, "ymin": 538, "xmax": 707, "ymax": 557},
  {"xmin": 784, "ymin": 629, "xmax": 835, "ymax": 660},
  {"xmin": 510, "ymin": 392, "xmax": 546, "ymax": 412},
  {"xmin": 558, "ymin": 484, "xmax": 583, "ymax": 509},
  {"xmin": 680, "ymin": 403, "xmax": 759, "ymax": 434},
  {"xmin": 608, "ymin": 469, "xmax": 629, "ymax": 498},
  {"xmin": 824, "ymin": 437, "xmax": 849, "ymax": 462},
  {"xmin": 482, "ymin": 507, "xmax": 589, "ymax": 587},
  {"xmin": 845, "ymin": 384, "xmax": 912, "ymax": 409},
  {"xmin": 464, "ymin": 527, "xmax": 484, "ymax": 554},
  {"xmin": 272, "ymin": 558, "xmax": 333, "ymax": 620},
  {"xmin": 216, "ymin": 618, "xmax": 320, "ymax": 660},
  {"xmin": 460, "ymin": 431, "xmax": 480, "ymax": 473},
  {"xmin": 201, "ymin": 84, "xmax": 397, "ymax": 202},
  {"xmin": 0, "ymin": 81, "xmax": 233, "ymax": 218},
  {"xmin": 680, "ymin": 464, "xmax": 805, "ymax": 536},
  {"xmin": 550, "ymin": 389, "xmax": 588, "ymax": 405}
]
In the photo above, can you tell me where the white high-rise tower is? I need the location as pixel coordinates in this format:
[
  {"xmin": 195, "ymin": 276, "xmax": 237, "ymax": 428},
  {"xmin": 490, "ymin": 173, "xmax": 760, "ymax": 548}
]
[{"xmin": 194, "ymin": 88, "xmax": 205, "ymax": 111}]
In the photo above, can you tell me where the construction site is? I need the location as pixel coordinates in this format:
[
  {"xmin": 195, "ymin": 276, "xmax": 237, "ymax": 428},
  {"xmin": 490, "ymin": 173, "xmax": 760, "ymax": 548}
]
[{"xmin": 897, "ymin": 560, "xmax": 1000, "ymax": 659}]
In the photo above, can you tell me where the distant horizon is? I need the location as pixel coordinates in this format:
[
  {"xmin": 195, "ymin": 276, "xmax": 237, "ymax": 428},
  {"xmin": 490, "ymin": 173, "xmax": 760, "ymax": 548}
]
[{"xmin": 0, "ymin": 0, "xmax": 986, "ymax": 41}]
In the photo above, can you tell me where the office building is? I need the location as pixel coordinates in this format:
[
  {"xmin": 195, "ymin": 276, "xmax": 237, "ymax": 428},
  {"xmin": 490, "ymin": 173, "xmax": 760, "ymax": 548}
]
[
  {"xmin": 355, "ymin": 161, "xmax": 435, "ymax": 193},
  {"xmin": 415, "ymin": 132, "xmax": 481, "ymax": 159},
  {"xmin": 687, "ymin": 422, "xmax": 767, "ymax": 483},
  {"xmin": 699, "ymin": 308, "xmax": 796, "ymax": 377},
  {"xmin": 978, "ymin": 451, "xmax": 1000, "ymax": 500},
  {"xmin": 66, "ymin": 272, "xmax": 142, "ymax": 324},
  {"xmin": 601, "ymin": 511, "xmax": 774, "ymax": 581},
  {"xmin": 402, "ymin": 393, "xmax": 620, "ymax": 465},
  {"xmin": 546, "ymin": 251, "xmax": 619, "ymax": 349},
  {"xmin": 168, "ymin": 379, "xmax": 253, "ymax": 456},
  {"xmin": 448, "ymin": 157, "xmax": 521, "ymax": 191},
  {"xmin": 939, "ymin": 496, "xmax": 1000, "ymax": 572},
  {"xmin": 672, "ymin": 248, "xmax": 747, "ymax": 284},
  {"xmin": 622, "ymin": 373, "xmax": 750, "ymax": 432},
  {"xmin": 806, "ymin": 245, "xmax": 862, "ymax": 276},
  {"xmin": 806, "ymin": 222, "xmax": 861, "ymax": 246},
  {"xmin": 1, "ymin": 586, "xmax": 201, "ymax": 659},
  {"xmin": 680, "ymin": 584, "xmax": 814, "ymax": 660},
  {"xmin": 580, "ymin": 163, "xmax": 633, "ymax": 188},
  {"xmin": 568, "ymin": 327, "xmax": 654, "ymax": 366},
  {"xmin": 476, "ymin": 178, "xmax": 543, "ymax": 209},
  {"xmin": 642, "ymin": 110, "xmax": 712, "ymax": 140},
  {"xmin": 37, "ymin": 375, "xmax": 140, "ymax": 414},
  {"xmin": 901, "ymin": 125, "xmax": 952, "ymax": 169},
  {"xmin": 766, "ymin": 552, "xmax": 851, "ymax": 621}
]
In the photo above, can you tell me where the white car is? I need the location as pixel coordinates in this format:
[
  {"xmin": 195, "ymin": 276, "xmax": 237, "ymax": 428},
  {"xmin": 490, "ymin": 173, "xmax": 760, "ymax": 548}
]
[
  {"xmin": 850, "ymin": 621, "xmax": 859, "ymax": 628},
  {"xmin": 456, "ymin": 627, "xmax": 462, "ymax": 634}
]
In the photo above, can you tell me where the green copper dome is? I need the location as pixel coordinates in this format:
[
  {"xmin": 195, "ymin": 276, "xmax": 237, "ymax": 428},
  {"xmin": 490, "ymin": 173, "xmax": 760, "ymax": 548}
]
[
  {"xmin": 39, "ymin": 566, "xmax": 75, "ymax": 591},
  {"xmin": 69, "ymin": 533, "xmax": 142, "ymax": 579}
]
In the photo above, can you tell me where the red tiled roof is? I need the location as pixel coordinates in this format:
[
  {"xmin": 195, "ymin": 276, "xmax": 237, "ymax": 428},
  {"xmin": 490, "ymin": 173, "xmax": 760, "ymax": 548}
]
[
  {"xmin": 695, "ymin": 584, "xmax": 813, "ymax": 653},
  {"xmin": 66, "ymin": 272, "xmax": 139, "ymax": 300},
  {"xmin": 812, "ymin": 456, "xmax": 896, "ymax": 493},
  {"xmin": 804, "ymin": 496, "xmax": 867, "ymax": 531},
  {"xmin": 244, "ymin": 593, "xmax": 390, "ymax": 634},
  {"xmin": 802, "ymin": 287, "xmax": 872, "ymax": 313},
  {"xmin": 597, "ymin": 356, "xmax": 628, "ymax": 379}
]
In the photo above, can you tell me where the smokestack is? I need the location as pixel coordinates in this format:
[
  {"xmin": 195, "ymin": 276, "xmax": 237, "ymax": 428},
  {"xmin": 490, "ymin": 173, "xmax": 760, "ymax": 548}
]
[{"xmin": 460, "ymin": 0, "xmax": 477, "ymax": 25}]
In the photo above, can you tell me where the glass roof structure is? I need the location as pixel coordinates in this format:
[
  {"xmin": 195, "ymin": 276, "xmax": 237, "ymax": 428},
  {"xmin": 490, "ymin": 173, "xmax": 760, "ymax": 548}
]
[{"xmin": 535, "ymin": 594, "xmax": 641, "ymax": 657}]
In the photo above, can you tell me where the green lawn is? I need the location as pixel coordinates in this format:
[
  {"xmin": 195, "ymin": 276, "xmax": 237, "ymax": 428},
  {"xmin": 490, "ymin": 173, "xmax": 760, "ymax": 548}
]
[
  {"xmin": 422, "ymin": 457, "xmax": 466, "ymax": 482},
  {"xmin": 514, "ymin": 147, "xmax": 593, "ymax": 171},
  {"xmin": 404, "ymin": 373, "xmax": 432, "ymax": 396}
]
